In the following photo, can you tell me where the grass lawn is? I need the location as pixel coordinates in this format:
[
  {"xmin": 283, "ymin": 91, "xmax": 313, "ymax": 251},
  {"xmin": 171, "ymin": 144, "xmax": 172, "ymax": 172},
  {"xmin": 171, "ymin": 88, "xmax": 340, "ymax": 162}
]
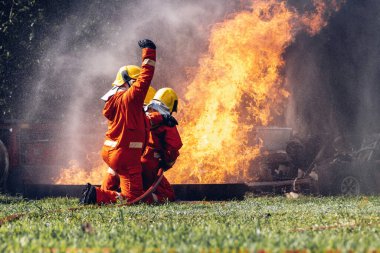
[{"xmin": 0, "ymin": 194, "xmax": 379, "ymax": 252}]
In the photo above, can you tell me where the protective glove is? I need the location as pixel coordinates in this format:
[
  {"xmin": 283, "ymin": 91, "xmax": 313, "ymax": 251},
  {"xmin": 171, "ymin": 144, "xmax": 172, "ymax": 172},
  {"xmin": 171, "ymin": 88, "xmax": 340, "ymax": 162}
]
[
  {"xmin": 159, "ymin": 160, "xmax": 174, "ymax": 172},
  {"xmin": 138, "ymin": 39, "xmax": 156, "ymax": 50},
  {"xmin": 162, "ymin": 114, "xmax": 178, "ymax": 127}
]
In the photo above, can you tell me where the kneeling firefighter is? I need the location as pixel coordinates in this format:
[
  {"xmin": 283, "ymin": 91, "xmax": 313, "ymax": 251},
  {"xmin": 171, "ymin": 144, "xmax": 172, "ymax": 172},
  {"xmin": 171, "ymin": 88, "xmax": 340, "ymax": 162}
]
[
  {"xmin": 99, "ymin": 86, "xmax": 157, "ymax": 193},
  {"xmin": 142, "ymin": 87, "xmax": 182, "ymax": 202},
  {"xmin": 80, "ymin": 39, "xmax": 157, "ymax": 205}
]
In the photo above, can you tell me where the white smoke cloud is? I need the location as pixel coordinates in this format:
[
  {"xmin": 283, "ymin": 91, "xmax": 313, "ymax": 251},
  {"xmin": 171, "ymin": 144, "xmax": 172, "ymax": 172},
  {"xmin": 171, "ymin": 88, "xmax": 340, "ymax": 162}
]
[{"xmin": 23, "ymin": 0, "xmax": 240, "ymax": 182}]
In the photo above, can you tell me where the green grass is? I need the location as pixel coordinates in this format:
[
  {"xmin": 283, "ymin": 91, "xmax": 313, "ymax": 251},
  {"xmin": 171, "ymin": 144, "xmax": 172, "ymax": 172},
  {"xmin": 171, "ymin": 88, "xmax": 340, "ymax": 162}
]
[{"xmin": 0, "ymin": 195, "xmax": 379, "ymax": 252}]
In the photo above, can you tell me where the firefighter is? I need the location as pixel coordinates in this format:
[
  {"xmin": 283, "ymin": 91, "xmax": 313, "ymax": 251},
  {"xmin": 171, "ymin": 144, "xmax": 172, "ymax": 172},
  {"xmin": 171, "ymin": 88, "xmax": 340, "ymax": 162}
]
[
  {"xmin": 80, "ymin": 39, "xmax": 157, "ymax": 205},
  {"xmin": 141, "ymin": 87, "xmax": 182, "ymax": 202},
  {"xmin": 99, "ymin": 86, "xmax": 157, "ymax": 192}
]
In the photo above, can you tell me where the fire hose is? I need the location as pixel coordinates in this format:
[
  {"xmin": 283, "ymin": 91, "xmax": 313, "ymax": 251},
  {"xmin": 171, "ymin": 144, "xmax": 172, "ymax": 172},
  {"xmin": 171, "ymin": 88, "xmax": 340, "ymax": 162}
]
[
  {"xmin": 117, "ymin": 168, "xmax": 164, "ymax": 206},
  {"xmin": 0, "ymin": 168, "xmax": 164, "ymax": 227}
]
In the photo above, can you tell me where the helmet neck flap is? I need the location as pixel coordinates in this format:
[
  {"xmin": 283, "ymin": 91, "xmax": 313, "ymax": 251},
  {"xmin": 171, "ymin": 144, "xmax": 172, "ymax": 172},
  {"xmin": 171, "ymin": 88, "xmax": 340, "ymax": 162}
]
[
  {"xmin": 145, "ymin": 100, "xmax": 171, "ymax": 116},
  {"xmin": 100, "ymin": 86, "xmax": 128, "ymax": 102}
]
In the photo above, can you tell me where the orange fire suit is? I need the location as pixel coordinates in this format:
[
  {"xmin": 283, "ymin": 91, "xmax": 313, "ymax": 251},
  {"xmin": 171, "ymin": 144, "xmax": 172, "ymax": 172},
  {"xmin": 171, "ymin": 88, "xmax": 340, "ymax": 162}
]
[
  {"xmin": 141, "ymin": 122, "xmax": 182, "ymax": 202},
  {"xmin": 100, "ymin": 116, "xmax": 182, "ymax": 203},
  {"xmin": 95, "ymin": 48, "xmax": 156, "ymax": 204},
  {"xmin": 100, "ymin": 112, "xmax": 163, "ymax": 192}
]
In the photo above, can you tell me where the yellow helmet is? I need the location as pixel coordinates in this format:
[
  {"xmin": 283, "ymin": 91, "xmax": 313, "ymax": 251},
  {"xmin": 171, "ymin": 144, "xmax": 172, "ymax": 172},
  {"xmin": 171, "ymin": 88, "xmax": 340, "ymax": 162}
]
[
  {"xmin": 153, "ymin": 88, "xmax": 178, "ymax": 113},
  {"xmin": 112, "ymin": 65, "xmax": 141, "ymax": 87},
  {"xmin": 144, "ymin": 86, "xmax": 156, "ymax": 105}
]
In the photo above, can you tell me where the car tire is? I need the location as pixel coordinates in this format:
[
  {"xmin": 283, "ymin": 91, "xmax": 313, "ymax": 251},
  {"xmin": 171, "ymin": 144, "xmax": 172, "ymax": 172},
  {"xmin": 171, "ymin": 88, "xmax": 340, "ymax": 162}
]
[
  {"xmin": 335, "ymin": 174, "xmax": 361, "ymax": 196},
  {"xmin": 0, "ymin": 140, "xmax": 9, "ymax": 190}
]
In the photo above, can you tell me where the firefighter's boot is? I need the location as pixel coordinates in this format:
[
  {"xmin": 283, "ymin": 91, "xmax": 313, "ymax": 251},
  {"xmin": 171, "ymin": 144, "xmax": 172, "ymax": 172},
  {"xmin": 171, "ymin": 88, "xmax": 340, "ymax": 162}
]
[{"xmin": 79, "ymin": 183, "xmax": 97, "ymax": 205}]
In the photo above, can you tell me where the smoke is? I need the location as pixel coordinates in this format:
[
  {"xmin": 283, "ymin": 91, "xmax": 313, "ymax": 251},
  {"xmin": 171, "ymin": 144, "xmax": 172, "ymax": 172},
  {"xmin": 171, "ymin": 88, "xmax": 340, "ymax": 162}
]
[
  {"xmin": 22, "ymin": 0, "xmax": 241, "ymax": 182},
  {"xmin": 285, "ymin": 0, "xmax": 380, "ymax": 143},
  {"xmin": 23, "ymin": 0, "xmax": 380, "ymax": 183}
]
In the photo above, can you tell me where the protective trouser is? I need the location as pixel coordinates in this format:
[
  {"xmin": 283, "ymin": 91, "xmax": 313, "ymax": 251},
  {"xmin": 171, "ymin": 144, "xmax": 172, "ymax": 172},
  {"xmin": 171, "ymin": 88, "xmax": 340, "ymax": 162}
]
[
  {"xmin": 141, "ymin": 152, "xmax": 175, "ymax": 202},
  {"xmin": 96, "ymin": 143, "xmax": 153, "ymax": 204}
]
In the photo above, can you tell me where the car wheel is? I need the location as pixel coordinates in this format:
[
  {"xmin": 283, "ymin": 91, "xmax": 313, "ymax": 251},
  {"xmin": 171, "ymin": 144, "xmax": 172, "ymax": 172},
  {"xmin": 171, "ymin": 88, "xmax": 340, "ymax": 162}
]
[
  {"xmin": 338, "ymin": 175, "xmax": 361, "ymax": 195},
  {"xmin": 0, "ymin": 140, "xmax": 9, "ymax": 190}
]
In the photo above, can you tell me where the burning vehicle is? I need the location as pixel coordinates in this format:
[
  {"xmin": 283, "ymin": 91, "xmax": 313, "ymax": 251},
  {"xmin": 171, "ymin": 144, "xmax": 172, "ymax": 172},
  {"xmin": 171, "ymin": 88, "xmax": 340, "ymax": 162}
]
[
  {"xmin": 247, "ymin": 127, "xmax": 380, "ymax": 195},
  {"xmin": 312, "ymin": 134, "xmax": 380, "ymax": 195},
  {"xmin": 247, "ymin": 127, "xmax": 321, "ymax": 194}
]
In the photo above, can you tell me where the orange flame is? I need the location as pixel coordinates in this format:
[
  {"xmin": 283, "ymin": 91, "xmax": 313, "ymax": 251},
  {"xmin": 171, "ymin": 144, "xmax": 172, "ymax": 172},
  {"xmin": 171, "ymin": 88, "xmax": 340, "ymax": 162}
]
[
  {"xmin": 54, "ymin": 0, "xmax": 344, "ymax": 185},
  {"xmin": 54, "ymin": 160, "xmax": 106, "ymax": 185},
  {"xmin": 301, "ymin": 0, "xmax": 346, "ymax": 36}
]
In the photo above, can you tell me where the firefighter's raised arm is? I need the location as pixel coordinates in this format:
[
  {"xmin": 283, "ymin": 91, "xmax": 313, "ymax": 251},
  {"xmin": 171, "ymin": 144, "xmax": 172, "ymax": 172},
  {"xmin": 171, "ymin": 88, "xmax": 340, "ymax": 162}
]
[{"xmin": 124, "ymin": 39, "xmax": 157, "ymax": 106}]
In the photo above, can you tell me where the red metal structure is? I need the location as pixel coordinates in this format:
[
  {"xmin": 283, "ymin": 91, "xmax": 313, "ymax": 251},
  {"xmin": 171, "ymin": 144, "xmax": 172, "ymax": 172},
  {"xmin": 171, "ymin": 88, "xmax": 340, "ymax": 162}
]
[
  {"xmin": 0, "ymin": 122, "xmax": 59, "ymax": 191},
  {"xmin": 0, "ymin": 121, "xmax": 102, "ymax": 192}
]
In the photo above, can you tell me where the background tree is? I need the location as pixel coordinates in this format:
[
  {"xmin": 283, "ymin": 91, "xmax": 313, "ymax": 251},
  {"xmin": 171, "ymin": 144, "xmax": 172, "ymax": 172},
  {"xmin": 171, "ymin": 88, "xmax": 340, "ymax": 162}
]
[{"xmin": 0, "ymin": 0, "xmax": 72, "ymax": 121}]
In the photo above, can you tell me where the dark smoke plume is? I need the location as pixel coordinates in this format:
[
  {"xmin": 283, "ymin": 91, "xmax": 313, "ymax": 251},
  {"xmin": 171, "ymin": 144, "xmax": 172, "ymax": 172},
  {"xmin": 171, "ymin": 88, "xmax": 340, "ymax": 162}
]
[{"xmin": 285, "ymin": 0, "xmax": 380, "ymax": 143}]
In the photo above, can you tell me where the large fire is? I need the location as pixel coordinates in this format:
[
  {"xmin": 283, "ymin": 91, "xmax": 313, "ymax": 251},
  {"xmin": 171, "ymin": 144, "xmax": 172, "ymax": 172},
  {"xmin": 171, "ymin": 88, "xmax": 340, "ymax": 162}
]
[
  {"xmin": 166, "ymin": 0, "xmax": 344, "ymax": 183},
  {"xmin": 54, "ymin": 0, "xmax": 344, "ymax": 185}
]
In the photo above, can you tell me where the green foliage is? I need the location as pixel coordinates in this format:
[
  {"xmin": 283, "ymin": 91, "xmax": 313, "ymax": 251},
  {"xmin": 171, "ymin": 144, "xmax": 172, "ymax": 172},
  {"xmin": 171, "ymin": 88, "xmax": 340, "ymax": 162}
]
[
  {"xmin": 0, "ymin": 195, "xmax": 379, "ymax": 252},
  {"xmin": 0, "ymin": 0, "xmax": 136, "ymax": 121},
  {"xmin": 0, "ymin": 0, "xmax": 46, "ymax": 119}
]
